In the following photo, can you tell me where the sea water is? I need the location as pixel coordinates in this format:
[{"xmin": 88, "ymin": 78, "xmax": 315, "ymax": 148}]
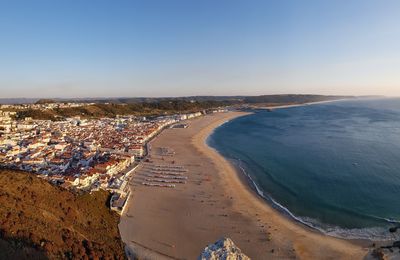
[{"xmin": 208, "ymin": 98, "xmax": 400, "ymax": 240}]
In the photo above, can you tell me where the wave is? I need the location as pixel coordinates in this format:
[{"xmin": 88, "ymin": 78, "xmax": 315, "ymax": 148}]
[
  {"xmin": 207, "ymin": 112, "xmax": 400, "ymax": 242},
  {"xmin": 372, "ymin": 216, "xmax": 400, "ymax": 224},
  {"xmin": 232, "ymin": 158, "xmax": 400, "ymax": 241}
]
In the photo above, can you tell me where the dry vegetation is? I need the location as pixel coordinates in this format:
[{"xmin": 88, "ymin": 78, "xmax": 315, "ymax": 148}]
[
  {"xmin": 13, "ymin": 95, "xmax": 353, "ymax": 121},
  {"xmin": 0, "ymin": 169, "xmax": 126, "ymax": 259},
  {"xmin": 15, "ymin": 100, "xmax": 233, "ymax": 121}
]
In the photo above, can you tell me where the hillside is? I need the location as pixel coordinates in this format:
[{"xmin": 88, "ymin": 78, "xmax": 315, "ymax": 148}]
[
  {"xmin": 0, "ymin": 169, "xmax": 126, "ymax": 259},
  {"xmin": 11, "ymin": 95, "xmax": 354, "ymax": 121},
  {"xmin": 60, "ymin": 94, "xmax": 353, "ymax": 105},
  {"xmin": 243, "ymin": 94, "xmax": 351, "ymax": 105},
  {"xmin": 14, "ymin": 100, "xmax": 233, "ymax": 121}
]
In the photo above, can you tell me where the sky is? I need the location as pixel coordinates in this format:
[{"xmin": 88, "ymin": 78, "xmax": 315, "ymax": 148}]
[{"xmin": 1, "ymin": 0, "xmax": 400, "ymax": 98}]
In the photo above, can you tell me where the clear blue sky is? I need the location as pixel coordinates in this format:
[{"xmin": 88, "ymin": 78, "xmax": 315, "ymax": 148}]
[{"xmin": 1, "ymin": 0, "xmax": 400, "ymax": 98}]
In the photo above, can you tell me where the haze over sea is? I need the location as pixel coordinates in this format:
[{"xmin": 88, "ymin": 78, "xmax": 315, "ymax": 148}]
[{"xmin": 209, "ymin": 98, "xmax": 400, "ymax": 241}]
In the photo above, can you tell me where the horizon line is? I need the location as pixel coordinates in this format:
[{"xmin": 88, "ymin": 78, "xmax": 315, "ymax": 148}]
[{"xmin": 0, "ymin": 94, "xmax": 385, "ymax": 101}]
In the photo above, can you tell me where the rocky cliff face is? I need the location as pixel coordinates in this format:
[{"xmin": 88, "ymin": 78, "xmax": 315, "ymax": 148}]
[{"xmin": 198, "ymin": 238, "xmax": 250, "ymax": 260}]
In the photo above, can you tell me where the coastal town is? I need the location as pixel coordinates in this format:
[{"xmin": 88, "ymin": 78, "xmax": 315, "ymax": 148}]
[
  {"xmin": 0, "ymin": 101, "xmax": 94, "ymax": 111},
  {"xmin": 3, "ymin": 0, "xmax": 398, "ymax": 258},
  {"xmin": 0, "ymin": 103, "xmax": 218, "ymax": 213}
]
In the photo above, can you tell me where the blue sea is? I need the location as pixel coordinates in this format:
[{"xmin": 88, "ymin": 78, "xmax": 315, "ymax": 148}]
[{"xmin": 208, "ymin": 98, "xmax": 400, "ymax": 241}]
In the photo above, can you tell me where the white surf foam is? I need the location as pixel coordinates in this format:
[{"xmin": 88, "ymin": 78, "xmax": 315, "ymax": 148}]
[{"xmin": 233, "ymin": 159, "xmax": 400, "ymax": 241}]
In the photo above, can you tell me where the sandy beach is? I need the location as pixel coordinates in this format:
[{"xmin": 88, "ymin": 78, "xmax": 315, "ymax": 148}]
[{"xmin": 119, "ymin": 111, "xmax": 369, "ymax": 259}]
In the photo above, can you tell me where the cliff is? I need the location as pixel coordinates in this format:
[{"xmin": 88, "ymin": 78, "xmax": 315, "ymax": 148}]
[{"xmin": 0, "ymin": 169, "xmax": 126, "ymax": 259}]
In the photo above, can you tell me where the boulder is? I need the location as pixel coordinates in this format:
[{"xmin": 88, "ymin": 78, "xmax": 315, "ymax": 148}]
[{"xmin": 198, "ymin": 237, "xmax": 250, "ymax": 260}]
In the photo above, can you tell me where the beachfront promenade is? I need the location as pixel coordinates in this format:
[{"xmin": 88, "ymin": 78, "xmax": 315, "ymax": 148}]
[{"xmin": 119, "ymin": 112, "xmax": 367, "ymax": 259}]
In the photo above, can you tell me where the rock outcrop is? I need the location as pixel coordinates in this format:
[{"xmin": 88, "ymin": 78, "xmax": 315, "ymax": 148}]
[
  {"xmin": 198, "ymin": 238, "xmax": 250, "ymax": 260},
  {"xmin": 369, "ymin": 241, "xmax": 400, "ymax": 260}
]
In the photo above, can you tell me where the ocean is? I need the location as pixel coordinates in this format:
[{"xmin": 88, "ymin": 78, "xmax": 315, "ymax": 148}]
[{"xmin": 208, "ymin": 98, "xmax": 400, "ymax": 241}]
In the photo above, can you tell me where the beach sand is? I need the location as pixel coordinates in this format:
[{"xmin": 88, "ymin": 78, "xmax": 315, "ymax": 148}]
[{"xmin": 119, "ymin": 112, "xmax": 369, "ymax": 259}]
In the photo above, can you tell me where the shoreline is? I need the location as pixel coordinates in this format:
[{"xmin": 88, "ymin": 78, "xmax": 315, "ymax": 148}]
[
  {"xmin": 120, "ymin": 111, "xmax": 369, "ymax": 259},
  {"xmin": 194, "ymin": 112, "xmax": 369, "ymax": 256},
  {"xmin": 215, "ymin": 104, "xmax": 396, "ymax": 243},
  {"xmin": 218, "ymin": 145, "xmax": 380, "ymax": 244},
  {"xmin": 254, "ymin": 98, "xmax": 352, "ymax": 110}
]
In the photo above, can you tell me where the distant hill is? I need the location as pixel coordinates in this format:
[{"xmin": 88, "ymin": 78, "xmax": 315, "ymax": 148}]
[
  {"xmin": 9, "ymin": 95, "xmax": 356, "ymax": 121},
  {"xmin": 0, "ymin": 98, "xmax": 40, "ymax": 105},
  {"xmin": 76, "ymin": 96, "xmax": 246, "ymax": 104},
  {"xmin": 59, "ymin": 94, "xmax": 354, "ymax": 105},
  {"xmin": 0, "ymin": 94, "xmax": 356, "ymax": 105},
  {"xmin": 14, "ymin": 100, "xmax": 235, "ymax": 120},
  {"xmin": 243, "ymin": 94, "xmax": 353, "ymax": 104},
  {"xmin": 0, "ymin": 170, "xmax": 126, "ymax": 259},
  {"xmin": 35, "ymin": 99, "xmax": 57, "ymax": 105}
]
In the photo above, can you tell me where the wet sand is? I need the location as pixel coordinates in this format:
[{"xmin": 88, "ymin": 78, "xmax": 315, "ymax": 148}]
[{"xmin": 119, "ymin": 112, "xmax": 369, "ymax": 259}]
